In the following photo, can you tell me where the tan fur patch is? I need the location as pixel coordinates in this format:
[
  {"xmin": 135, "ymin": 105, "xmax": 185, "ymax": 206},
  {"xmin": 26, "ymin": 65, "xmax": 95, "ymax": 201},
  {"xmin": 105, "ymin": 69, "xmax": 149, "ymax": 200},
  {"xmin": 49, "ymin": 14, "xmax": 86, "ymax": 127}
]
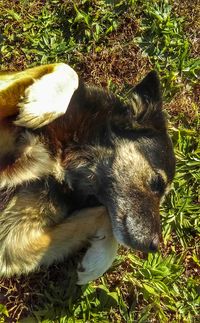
[
  {"xmin": 0, "ymin": 63, "xmax": 78, "ymax": 126},
  {"xmin": 0, "ymin": 65, "xmax": 56, "ymax": 118}
]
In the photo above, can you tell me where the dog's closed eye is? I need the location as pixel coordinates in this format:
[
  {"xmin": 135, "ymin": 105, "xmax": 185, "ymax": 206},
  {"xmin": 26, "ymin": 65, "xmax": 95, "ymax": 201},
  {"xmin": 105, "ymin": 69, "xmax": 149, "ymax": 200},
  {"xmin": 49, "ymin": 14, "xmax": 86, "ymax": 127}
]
[{"xmin": 149, "ymin": 174, "xmax": 165, "ymax": 195}]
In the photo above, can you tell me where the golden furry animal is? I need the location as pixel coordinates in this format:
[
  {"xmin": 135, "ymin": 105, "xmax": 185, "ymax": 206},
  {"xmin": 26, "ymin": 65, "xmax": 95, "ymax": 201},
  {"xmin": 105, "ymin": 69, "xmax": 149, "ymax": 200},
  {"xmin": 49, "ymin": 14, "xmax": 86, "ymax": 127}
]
[{"xmin": 0, "ymin": 63, "xmax": 175, "ymax": 284}]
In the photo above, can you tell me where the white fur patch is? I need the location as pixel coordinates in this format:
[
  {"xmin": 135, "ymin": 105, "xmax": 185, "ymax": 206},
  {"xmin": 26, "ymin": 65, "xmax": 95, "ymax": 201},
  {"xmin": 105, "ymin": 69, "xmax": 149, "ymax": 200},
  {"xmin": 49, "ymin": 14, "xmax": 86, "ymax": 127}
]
[
  {"xmin": 77, "ymin": 229, "xmax": 118, "ymax": 285},
  {"xmin": 15, "ymin": 63, "xmax": 79, "ymax": 128}
]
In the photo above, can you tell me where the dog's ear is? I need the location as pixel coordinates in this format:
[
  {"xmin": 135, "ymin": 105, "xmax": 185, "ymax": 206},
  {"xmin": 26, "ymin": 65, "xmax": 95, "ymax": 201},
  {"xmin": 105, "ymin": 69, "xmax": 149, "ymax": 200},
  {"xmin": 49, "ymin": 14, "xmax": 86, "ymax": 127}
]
[
  {"xmin": 0, "ymin": 63, "xmax": 78, "ymax": 128},
  {"xmin": 129, "ymin": 71, "xmax": 166, "ymax": 131}
]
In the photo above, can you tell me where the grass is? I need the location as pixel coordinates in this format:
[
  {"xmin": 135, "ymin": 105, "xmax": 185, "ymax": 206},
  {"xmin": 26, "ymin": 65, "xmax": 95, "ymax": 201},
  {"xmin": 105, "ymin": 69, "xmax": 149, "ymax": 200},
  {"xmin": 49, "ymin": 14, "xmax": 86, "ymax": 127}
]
[{"xmin": 0, "ymin": 0, "xmax": 199, "ymax": 322}]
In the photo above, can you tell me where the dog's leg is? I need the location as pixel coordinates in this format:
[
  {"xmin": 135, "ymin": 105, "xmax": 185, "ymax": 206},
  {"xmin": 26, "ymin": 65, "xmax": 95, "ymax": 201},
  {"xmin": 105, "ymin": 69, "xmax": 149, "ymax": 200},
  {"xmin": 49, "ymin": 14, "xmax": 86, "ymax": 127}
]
[
  {"xmin": 1, "ymin": 206, "xmax": 117, "ymax": 283},
  {"xmin": 44, "ymin": 206, "xmax": 118, "ymax": 285}
]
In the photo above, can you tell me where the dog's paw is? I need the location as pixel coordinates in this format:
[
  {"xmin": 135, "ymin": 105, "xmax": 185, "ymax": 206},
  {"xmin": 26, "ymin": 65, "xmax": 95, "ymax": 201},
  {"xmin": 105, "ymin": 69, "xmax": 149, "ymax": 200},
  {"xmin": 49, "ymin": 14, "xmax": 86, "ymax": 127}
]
[
  {"xmin": 77, "ymin": 232, "xmax": 118, "ymax": 285},
  {"xmin": 15, "ymin": 63, "xmax": 78, "ymax": 129}
]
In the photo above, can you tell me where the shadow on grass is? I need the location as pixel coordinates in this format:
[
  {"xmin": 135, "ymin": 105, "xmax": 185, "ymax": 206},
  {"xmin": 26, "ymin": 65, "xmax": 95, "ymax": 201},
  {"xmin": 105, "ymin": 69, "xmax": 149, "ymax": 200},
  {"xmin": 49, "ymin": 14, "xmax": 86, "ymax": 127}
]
[
  {"xmin": 0, "ymin": 257, "xmax": 78, "ymax": 322},
  {"xmin": 0, "ymin": 254, "xmax": 119, "ymax": 323}
]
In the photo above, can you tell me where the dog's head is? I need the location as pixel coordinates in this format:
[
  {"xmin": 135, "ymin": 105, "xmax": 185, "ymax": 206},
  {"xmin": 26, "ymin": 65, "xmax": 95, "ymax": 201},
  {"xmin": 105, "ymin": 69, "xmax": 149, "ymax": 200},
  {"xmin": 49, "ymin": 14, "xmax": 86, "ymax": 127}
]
[{"xmin": 66, "ymin": 71, "xmax": 175, "ymax": 252}]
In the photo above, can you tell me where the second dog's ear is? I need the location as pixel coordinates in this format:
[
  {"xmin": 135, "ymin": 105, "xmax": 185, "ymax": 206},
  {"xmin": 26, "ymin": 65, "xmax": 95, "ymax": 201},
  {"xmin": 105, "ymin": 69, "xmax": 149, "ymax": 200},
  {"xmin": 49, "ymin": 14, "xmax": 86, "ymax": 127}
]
[
  {"xmin": 0, "ymin": 63, "xmax": 78, "ymax": 128},
  {"xmin": 129, "ymin": 71, "xmax": 166, "ymax": 131}
]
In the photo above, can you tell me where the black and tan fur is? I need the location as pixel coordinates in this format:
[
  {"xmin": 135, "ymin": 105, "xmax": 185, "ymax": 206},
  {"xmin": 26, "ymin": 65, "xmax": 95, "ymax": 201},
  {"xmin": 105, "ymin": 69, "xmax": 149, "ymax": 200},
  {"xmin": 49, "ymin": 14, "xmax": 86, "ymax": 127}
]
[{"xmin": 0, "ymin": 64, "xmax": 175, "ymax": 284}]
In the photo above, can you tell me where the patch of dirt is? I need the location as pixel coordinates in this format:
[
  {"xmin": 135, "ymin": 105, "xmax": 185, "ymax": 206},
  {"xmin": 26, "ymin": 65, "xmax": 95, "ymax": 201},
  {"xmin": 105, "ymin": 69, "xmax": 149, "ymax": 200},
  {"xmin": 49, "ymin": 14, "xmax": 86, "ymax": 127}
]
[
  {"xmin": 165, "ymin": 86, "xmax": 199, "ymax": 125},
  {"xmin": 76, "ymin": 16, "xmax": 151, "ymax": 89},
  {"xmin": 0, "ymin": 258, "xmax": 79, "ymax": 322},
  {"xmin": 173, "ymin": 0, "xmax": 200, "ymax": 58}
]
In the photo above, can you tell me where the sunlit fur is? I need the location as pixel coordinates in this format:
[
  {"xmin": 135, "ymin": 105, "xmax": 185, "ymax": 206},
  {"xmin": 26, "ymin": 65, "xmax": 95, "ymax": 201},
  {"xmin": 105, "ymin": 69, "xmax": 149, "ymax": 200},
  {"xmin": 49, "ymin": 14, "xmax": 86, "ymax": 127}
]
[
  {"xmin": 0, "ymin": 65, "xmax": 175, "ymax": 283},
  {"xmin": 0, "ymin": 63, "xmax": 78, "ymax": 127}
]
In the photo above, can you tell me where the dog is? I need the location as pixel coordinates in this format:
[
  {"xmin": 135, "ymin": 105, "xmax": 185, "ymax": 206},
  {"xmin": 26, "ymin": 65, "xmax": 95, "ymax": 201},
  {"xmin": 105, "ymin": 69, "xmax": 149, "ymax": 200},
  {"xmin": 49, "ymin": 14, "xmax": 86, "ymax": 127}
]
[{"xmin": 0, "ymin": 64, "xmax": 175, "ymax": 284}]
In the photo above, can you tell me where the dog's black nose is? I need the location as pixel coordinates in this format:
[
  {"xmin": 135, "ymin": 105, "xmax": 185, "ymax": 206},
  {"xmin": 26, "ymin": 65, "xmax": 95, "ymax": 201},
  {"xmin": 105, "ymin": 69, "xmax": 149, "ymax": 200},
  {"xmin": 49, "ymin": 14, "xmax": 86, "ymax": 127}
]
[{"xmin": 149, "ymin": 236, "xmax": 159, "ymax": 252}]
